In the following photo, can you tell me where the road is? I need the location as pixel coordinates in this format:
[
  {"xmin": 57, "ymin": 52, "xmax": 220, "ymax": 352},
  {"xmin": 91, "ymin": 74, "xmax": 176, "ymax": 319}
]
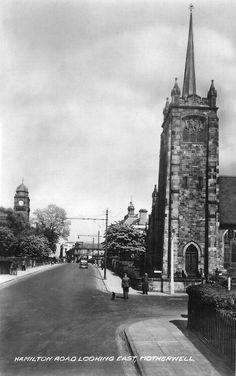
[{"xmin": 0, "ymin": 263, "xmax": 188, "ymax": 376}]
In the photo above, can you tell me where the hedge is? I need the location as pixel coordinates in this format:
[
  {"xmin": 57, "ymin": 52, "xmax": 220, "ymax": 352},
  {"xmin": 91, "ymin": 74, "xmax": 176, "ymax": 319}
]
[{"xmin": 186, "ymin": 284, "xmax": 236, "ymax": 315}]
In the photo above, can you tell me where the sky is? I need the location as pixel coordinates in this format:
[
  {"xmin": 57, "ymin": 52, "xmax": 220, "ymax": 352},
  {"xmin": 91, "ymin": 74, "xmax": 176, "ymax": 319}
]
[{"xmin": 0, "ymin": 0, "xmax": 236, "ymax": 245}]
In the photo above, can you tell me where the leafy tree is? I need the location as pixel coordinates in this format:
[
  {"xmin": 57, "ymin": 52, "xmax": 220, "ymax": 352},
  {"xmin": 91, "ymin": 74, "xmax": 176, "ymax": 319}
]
[
  {"xmin": 106, "ymin": 222, "xmax": 146, "ymax": 261},
  {"xmin": 0, "ymin": 207, "xmax": 31, "ymax": 235},
  {"xmin": 18, "ymin": 234, "xmax": 51, "ymax": 259},
  {"xmin": 0, "ymin": 226, "xmax": 17, "ymax": 256},
  {"xmin": 34, "ymin": 204, "xmax": 71, "ymax": 252},
  {"xmin": 0, "ymin": 207, "xmax": 11, "ymax": 227},
  {"xmin": 6, "ymin": 209, "xmax": 30, "ymax": 236}
]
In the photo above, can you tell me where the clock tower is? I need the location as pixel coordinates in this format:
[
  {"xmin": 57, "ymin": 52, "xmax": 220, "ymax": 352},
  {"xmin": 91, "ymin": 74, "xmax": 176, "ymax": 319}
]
[{"xmin": 14, "ymin": 181, "xmax": 30, "ymax": 221}]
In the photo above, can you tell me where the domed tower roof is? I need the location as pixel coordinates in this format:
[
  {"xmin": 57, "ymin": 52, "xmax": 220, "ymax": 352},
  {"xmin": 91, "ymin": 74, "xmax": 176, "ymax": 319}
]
[
  {"xmin": 127, "ymin": 200, "xmax": 135, "ymax": 216},
  {"xmin": 16, "ymin": 183, "xmax": 29, "ymax": 193}
]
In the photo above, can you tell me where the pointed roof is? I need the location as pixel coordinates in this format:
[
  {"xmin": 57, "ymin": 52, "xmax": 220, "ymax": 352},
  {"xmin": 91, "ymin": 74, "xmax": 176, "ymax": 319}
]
[
  {"xmin": 182, "ymin": 7, "xmax": 196, "ymax": 98},
  {"xmin": 207, "ymin": 80, "xmax": 217, "ymax": 98},
  {"xmin": 171, "ymin": 78, "xmax": 181, "ymax": 97},
  {"xmin": 152, "ymin": 184, "xmax": 158, "ymax": 197}
]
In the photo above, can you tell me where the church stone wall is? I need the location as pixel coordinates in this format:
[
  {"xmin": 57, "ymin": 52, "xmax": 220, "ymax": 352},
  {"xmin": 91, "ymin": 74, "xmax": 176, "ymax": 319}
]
[{"xmin": 159, "ymin": 104, "xmax": 221, "ymax": 279}]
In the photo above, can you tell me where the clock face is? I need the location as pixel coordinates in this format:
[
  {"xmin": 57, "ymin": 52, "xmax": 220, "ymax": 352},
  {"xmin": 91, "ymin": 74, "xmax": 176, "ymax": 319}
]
[{"xmin": 18, "ymin": 200, "xmax": 24, "ymax": 206}]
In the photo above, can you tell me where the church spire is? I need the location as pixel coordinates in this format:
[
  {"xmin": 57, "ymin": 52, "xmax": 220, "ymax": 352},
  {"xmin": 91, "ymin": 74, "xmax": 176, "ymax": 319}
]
[
  {"xmin": 182, "ymin": 4, "xmax": 196, "ymax": 98},
  {"xmin": 152, "ymin": 185, "xmax": 158, "ymax": 207}
]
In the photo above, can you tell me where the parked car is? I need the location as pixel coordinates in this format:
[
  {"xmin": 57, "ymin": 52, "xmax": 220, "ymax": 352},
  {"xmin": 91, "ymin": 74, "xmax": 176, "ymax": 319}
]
[{"xmin": 80, "ymin": 259, "xmax": 88, "ymax": 269}]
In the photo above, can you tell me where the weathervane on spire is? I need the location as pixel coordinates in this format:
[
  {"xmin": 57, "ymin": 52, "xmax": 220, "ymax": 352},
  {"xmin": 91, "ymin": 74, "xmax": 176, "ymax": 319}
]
[{"xmin": 189, "ymin": 3, "xmax": 194, "ymax": 13}]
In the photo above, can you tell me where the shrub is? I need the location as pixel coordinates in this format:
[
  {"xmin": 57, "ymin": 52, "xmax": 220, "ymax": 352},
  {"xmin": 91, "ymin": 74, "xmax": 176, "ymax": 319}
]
[{"xmin": 186, "ymin": 284, "xmax": 236, "ymax": 313}]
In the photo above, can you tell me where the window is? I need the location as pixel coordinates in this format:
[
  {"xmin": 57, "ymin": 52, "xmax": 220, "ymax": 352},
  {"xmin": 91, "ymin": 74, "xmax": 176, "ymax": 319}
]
[
  {"xmin": 231, "ymin": 242, "xmax": 236, "ymax": 263},
  {"xmin": 228, "ymin": 228, "xmax": 234, "ymax": 240},
  {"xmin": 224, "ymin": 245, "xmax": 230, "ymax": 264},
  {"xmin": 183, "ymin": 176, "xmax": 188, "ymax": 189},
  {"xmin": 182, "ymin": 117, "xmax": 205, "ymax": 143},
  {"xmin": 183, "ymin": 127, "xmax": 189, "ymax": 142},
  {"xmin": 197, "ymin": 128, "xmax": 204, "ymax": 142}
]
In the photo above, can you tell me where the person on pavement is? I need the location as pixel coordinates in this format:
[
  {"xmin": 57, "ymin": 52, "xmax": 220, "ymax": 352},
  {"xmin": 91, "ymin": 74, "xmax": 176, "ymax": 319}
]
[
  {"xmin": 121, "ymin": 273, "xmax": 130, "ymax": 299},
  {"xmin": 21, "ymin": 260, "xmax": 26, "ymax": 271},
  {"xmin": 142, "ymin": 273, "xmax": 149, "ymax": 295}
]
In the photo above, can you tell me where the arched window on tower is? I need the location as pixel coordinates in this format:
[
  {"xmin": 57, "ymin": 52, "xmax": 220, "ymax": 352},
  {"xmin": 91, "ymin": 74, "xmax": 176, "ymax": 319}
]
[
  {"xmin": 182, "ymin": 116, "xmax": 206, "ymax": 143},
  {"xmin": 190, "ymin": 128, "xmax": 196, "ymax": 142},
  {"xmin": 232, "ymin": 242, "xmax": 236, "ymax": 263},
  {"xmin": 223, "ymin": 229, "xmax": 236, "ymax": 268},
  {"xmin": 183, "ymin": 126, "xmax": 189, "ymax": 142},
  {"xmin": 197, "ymin": 127, "xmax": 204, "ymax": 142}
]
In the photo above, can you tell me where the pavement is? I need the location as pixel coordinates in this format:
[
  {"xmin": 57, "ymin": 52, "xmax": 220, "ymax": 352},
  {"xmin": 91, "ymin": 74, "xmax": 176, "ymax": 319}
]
[
  {"xmin": 97, "ymin": 266, "xmax": 235, "ymax": 376},
  {"xmin": 0, "ymin": 263, "xmax": 63, "ymax": 287}
]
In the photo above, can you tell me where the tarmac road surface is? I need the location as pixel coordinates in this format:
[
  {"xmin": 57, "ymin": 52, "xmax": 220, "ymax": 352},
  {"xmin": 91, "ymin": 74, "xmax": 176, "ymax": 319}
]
[{"xmin": 0, "ymin": 263, "xmax": 188, "ymax": 376}]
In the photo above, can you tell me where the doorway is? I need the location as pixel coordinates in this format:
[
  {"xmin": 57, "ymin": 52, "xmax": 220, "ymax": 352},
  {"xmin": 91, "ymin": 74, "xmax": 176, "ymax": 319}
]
[{"xmin": 185, "ymin": 244, "xmax": 198, "ymax": 277}]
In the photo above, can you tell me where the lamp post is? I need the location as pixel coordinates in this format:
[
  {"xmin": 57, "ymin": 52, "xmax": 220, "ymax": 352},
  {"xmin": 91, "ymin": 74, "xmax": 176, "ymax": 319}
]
[
  {"xmin": 98, "ymin": 231, "xmax": 100, "ymax": 250},
  {"xmin": 103, "ymin": 209, "xmax": 109, "ymax": 280},
  {"xmin": 170, "ymin": 231, "xmax": 175, "ymax": 295}
]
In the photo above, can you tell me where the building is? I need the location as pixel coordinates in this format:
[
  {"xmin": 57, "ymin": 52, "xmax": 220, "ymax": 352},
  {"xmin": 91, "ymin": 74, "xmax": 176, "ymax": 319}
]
[
  {"xmin": 0, "ymin": 181, "xmax": 30, "ymax": 224},
  {"xmin": 64, "ymin": 241, "xmax": 104, "ymax": 263},
  {"xmin": 147, "ymin": 8, "xmax": 236, "ymax": 285},
  {"xmin": 219, "ymin": 177, "xmax": 236, "ymax": 271},
  {"xmin": 60, "ymin": 241, "xmax": 75, "ymax": 259},
  {"xmin": 14, "ymin": 181, "xmax": 30, "ymax": 221},
  {"xmin": 122, "ymin": 200, "xmax": 148, "ymax": 232}
]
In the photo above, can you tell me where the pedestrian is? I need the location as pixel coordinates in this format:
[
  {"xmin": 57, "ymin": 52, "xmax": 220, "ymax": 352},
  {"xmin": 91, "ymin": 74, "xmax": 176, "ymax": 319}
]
[
  {"xmin": 142, "ymin": 273, "xmax": 149, "ymax": 295},
  {"xmin": 121, "ymin": 273, "xmax": 130, "ymax": 300},
  {"xmin": 215, "ymin": 268, "xmax": 220, "ymax": 282},
  {"xmin": 198, "ymin": 268, "xmax": 205, "ymax": 284},
  {"xmin": 22, "ymin": 260, "xmax": 26, "ymax": 271}
]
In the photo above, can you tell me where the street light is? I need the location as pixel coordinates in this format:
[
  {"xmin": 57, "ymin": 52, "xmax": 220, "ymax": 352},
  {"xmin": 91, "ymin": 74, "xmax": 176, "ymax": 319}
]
[
  {"xmin": 103, "ymin": 209, "xmax": 109, "ymax": 280},
  {"xmin": 170, "ymin": 231, "xmax": 175, "ymax": 295}
]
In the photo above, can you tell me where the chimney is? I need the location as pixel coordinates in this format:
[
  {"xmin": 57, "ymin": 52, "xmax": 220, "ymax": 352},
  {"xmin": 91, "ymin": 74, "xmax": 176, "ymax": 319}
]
[{"xmin": 139, "ymin": 209, "xmax": 148, "ymax": 225}]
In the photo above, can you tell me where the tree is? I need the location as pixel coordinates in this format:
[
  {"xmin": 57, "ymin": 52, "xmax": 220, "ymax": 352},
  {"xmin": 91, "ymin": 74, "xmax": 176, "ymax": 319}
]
[
  {"xmin": 106, "ymin": 222, "xmax": 146, "ymax": 261},
  {"xmin": 18, "ymin": 234, "xmax": 51, "ymax": 259},
  {"xmin": 34, "ymin": 204, "xmax": 71, "ymax": 252},
  {"xmin": 0, "ymin": 207, "xmax": 31, "ymax": 236},
  {"xmin": 0, "ymin": 226, "xmax": 17, "ymax": 257},
  {"xmin": 6, "ymin": 209, "xmax": 30, "ymax": 236}
]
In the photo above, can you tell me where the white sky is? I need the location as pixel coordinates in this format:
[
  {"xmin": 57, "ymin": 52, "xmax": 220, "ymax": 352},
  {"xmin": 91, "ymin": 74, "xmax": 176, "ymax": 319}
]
[{"xmin": 0, "ymin": 0, "xmax": 236, "ymax": 244}]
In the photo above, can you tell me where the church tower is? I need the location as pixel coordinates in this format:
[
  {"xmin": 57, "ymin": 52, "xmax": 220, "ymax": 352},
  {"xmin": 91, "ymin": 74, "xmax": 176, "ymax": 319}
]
[
  {"xmin": 153, "ymin": 7, "xmax": 222, "ymax": 281},
  {"xmin": 14, "ymin": 180, "xmax": 30, "ymax": 221}
]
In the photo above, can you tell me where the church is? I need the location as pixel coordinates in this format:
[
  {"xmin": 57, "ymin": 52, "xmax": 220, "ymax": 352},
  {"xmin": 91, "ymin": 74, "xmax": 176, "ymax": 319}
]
[{"xmin": 146, "ymin": 8, "xmax": 236, "ymax": 288}]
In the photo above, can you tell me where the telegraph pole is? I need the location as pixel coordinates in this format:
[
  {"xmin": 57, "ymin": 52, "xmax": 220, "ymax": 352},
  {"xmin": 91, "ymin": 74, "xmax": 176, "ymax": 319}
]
[
  {"xmin": 98, "ymin": 231, "xmax": 100, "ymax": 250},
  {"xmin": 103, "ymin": 209, "xmax": 108, "ymax": 280},
  {"xmin": 170, "ymin": 231, "xmax": 175, "ymax": 295}
]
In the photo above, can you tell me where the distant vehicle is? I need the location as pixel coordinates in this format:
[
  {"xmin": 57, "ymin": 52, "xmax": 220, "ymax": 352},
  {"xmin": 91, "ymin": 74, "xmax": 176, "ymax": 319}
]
[{"xmin": 80, "ymin": 259, "xmax": 88, "ymax": 269}]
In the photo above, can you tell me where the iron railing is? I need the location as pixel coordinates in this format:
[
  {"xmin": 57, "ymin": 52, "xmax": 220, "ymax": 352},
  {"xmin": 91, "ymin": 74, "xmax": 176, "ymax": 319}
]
[{"xmin": 188, "ymin": 302, "xmax": 236, "ymax": 370}]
